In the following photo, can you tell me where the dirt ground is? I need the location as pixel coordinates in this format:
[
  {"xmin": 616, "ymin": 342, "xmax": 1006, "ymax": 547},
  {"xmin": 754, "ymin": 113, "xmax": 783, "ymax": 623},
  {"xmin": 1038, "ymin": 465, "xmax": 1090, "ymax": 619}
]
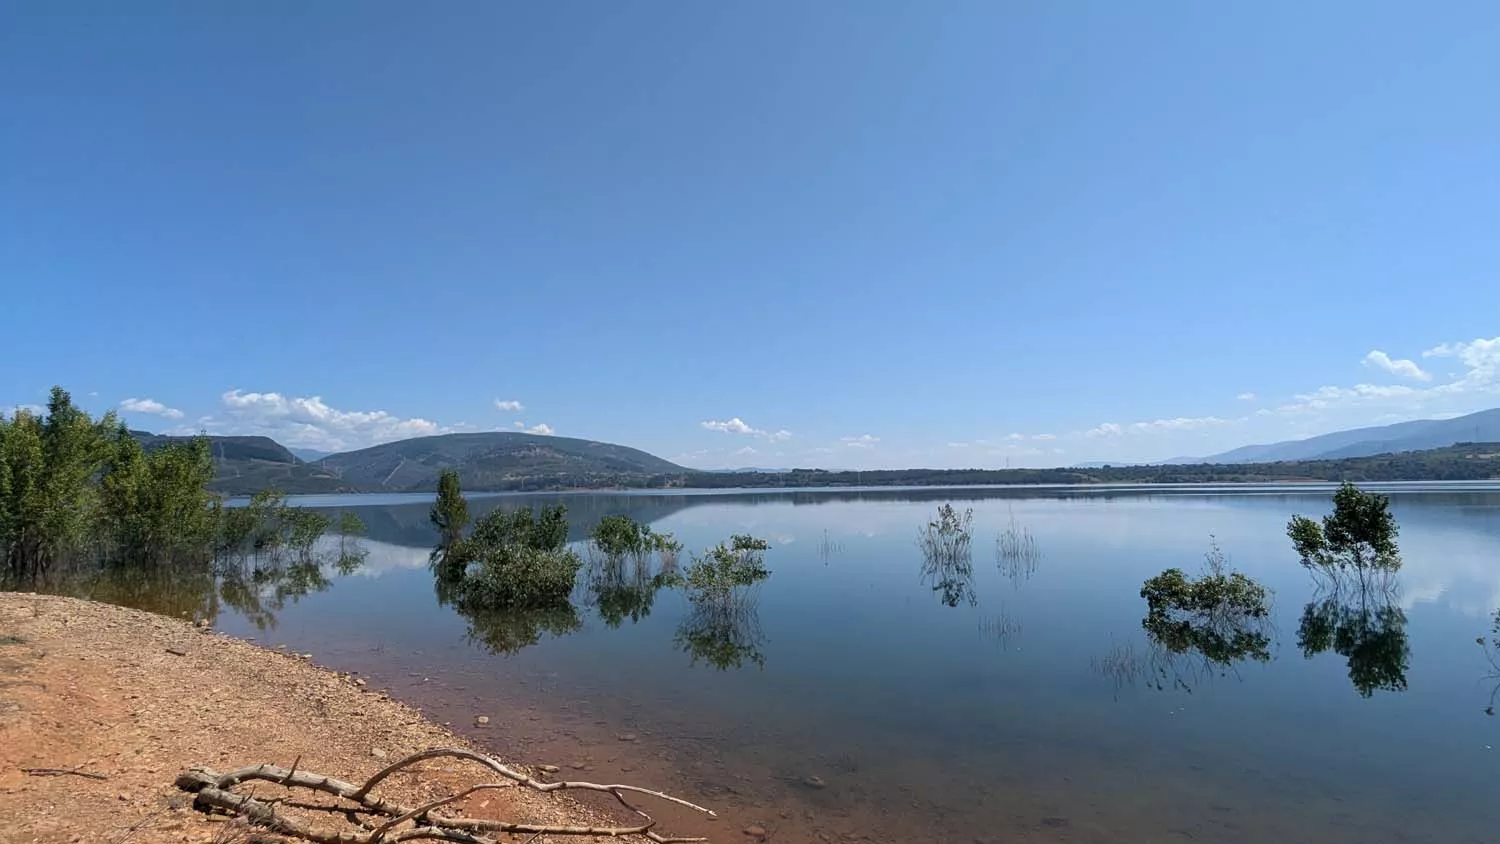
[{"xmin": 0, "ymin": 593, "xmax": 704, "ymax": 844}]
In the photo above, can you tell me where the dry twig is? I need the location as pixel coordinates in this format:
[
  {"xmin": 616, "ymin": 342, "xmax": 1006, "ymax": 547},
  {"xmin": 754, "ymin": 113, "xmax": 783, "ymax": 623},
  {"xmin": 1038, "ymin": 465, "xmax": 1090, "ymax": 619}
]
[
  {"xmin": 176, "ymin": 747, "xmax": 714, "ymax": 844},
  {"xmin": 22, "ymin": 767, "xmax": 110, "ymax": 781}
]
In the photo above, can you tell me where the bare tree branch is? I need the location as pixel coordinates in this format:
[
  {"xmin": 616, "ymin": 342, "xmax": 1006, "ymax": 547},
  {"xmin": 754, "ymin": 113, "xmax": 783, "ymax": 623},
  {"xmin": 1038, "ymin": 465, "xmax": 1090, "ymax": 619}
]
[{"xmin": 176, "ymin": 747, "xmax": 713, "ymax": 844}]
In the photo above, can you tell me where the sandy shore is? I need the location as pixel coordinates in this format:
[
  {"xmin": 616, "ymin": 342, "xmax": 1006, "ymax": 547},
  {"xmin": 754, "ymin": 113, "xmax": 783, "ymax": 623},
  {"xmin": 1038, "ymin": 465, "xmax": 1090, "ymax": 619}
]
[{"xmin": 0, "ymin": 594, "xmax": 697, "ymax": 844}]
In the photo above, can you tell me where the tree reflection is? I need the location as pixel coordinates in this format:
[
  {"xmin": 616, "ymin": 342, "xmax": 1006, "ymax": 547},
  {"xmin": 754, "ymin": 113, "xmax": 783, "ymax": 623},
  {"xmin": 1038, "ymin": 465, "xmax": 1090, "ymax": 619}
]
[
  {"xmin": 675, "ymin": 592, "xmax": 766, "ymax": 671},
  {"xmin": 459, "ymin": 604, "xmax": 583, "ymax": 656},
  {"xmin": 918, "ymin": 504, "xmax": 976, "ymax": 607},
  {"xmin": 1296, "ymin": 580, "xmax": 1409, "ymax": 698},
  {"xmin": 215, "ymin": 556, "xmax": 334, "ymax": 632},
  {"xmin": 672, "ymin": 535, "xmax": 772, "ymax": 670},
  {"xmin": 1481, "ymin": 610, "xmax": 1500, "ymax": 716},
  {"xmin": 586, "ymin": 551, "xmax": 673, "ymax": 629}
]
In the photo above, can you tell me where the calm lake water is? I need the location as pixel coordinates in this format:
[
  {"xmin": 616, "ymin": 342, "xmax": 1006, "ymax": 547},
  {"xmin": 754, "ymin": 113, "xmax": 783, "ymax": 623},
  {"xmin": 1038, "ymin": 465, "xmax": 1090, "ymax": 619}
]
[{"xmin": 64, "ymin": 485, "xmax": 1500, "ymax": 842}]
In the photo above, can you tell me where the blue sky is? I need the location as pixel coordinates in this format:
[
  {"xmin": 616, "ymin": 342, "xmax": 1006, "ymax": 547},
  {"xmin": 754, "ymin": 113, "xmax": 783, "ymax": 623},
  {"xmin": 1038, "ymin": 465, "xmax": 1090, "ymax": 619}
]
[{"xmin": 3, "ymin": 2, "xmax": 1499, "ymax": 468}]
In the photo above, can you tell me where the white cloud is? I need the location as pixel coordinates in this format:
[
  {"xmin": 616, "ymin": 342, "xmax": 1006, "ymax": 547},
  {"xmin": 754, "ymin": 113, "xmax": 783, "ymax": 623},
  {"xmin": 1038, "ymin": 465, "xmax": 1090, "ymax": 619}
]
[
  {"xmin": 6, "ymin": 403, "xmax": 44, "ymax": 417},
  {"xmin": 1236, "ymin": 392, "xmax": 1257, "ymax": 401},
  {"xmin": 493, "ymin": 398, "xmax": 524, "ymax": 412},
  {"xmin": 1086, "ymin": 416, "xmax": 1232, "ymax": 438},
  {"xmin": 120, "ymin": 397, "xmax": 185, "ymax": 420},
  {"xmin": 1005, "ymin": 433, "xmax": 1025, "ymax": 441},
  {"xmin": 841, "ymin": 434, "xmax": 879, "ymax": 449},
  {"xmin": 1276, "ymin": 383, "xmax": 1420, "ymax": 414},
  {"xmin": 522, "ymin": 423, "xmax": 554, "ymax": 436},
  {"xmin": 1032, "ymin": 433, "xmax": 1057, "ymax": 441},
  {"xmin": 701, "ymin": 417, "xmax": 792, "ymax": 441},
  {"xmin": 734, "ymin": 446, "xmax": 758, "ymax": 455},
  {"xmin": 1129, "ymin": 416, "xmax": 1233, "ymax": 433},
  {"xmin": 513, "ymin": 421, "xmax": 525, "ymax": 429},
  {"xmin": 1362, "ymin": 350, "xmax": 1431, "ymax": 382},
  {"xmin": 218, "ymin": 389, "xmax": 445, "ymax": 451},
  {"xmin": 946, "ymin": 442, "xmax": 970, "ymax": 448}
]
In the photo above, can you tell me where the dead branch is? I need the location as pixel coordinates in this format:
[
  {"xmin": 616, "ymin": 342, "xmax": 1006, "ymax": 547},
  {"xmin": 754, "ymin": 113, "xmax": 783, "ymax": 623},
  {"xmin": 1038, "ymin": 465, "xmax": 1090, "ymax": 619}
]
[
  {"xmin": 176, "ymin": 747, "xmax": 714, "ymax": 844},
  {"xmin": 23, "ymin": 767, "xmax": 109, "ymax": 781}
]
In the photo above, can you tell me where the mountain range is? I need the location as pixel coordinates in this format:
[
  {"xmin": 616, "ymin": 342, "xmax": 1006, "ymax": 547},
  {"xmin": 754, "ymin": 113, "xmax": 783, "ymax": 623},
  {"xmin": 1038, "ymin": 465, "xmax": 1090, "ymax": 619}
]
[
  {"xmin": 1192, "ymin": 407, "xmax": 1500, "ymax": 463},
  {"xmin": 132, "ymin": 406, "xmax": 1500, "ymax": 495}
]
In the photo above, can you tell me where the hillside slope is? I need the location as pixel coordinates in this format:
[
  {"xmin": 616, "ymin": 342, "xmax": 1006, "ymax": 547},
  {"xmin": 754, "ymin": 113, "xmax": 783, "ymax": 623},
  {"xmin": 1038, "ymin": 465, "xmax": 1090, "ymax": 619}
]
[
  {"xmin": 314, "ymin": 432, "xmax": 687, "ymax": 491},
  {"xmin": 1202, "ymin": 408, "xmax": 1500, "ymax": 463},
  {"xmin": 131, "ymin": 431, "xmax": 357, "ymax": 495}
]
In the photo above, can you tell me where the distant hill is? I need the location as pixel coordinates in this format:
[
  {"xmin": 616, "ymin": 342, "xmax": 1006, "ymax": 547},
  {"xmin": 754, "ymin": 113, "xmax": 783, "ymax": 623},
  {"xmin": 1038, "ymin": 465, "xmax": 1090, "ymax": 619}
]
[
  {"xmin": 130, "ymin": 431, "xmax": 357, "ymax": 495},
  {"xmin": 1200, "ymin": 408, "xmax": 1500, "ymax": 463},
  {"xmin": 313, "ymin": 432, "xmax": 688, "ymax": 492},
  {"xmin": 288, "ymin": 447, "xmax": 334, "ymax": 462}
]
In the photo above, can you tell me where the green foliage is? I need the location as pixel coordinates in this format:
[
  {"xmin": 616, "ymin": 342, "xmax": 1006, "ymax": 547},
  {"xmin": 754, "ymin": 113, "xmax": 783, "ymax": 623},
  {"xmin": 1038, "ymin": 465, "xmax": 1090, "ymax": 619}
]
[
  {"xmin": 431, "ymin": 497, "xmax": 582, "ymax": 612},
  {"xmin": 1, "ymin": 388, "xmax": 230, "ymax": 582},
  {"xmin": 677, "ymin": 535, "xmax": 771, "ymax": 601},
  {"xmin": 581, "ymin": 516, "xmax": 683, "ymax": 627},
  {"xmin": 1287, "ymin": 482, "xmax": 1401, "ymax": 575},
  {"xmin": 467, "ymin": 505, "xmax": 569, "ymax": 554},
  {"xmin": 97, "ymin": 424, "xmax": 220, "ymax": 566},
  {"xmin": 1140, "ymin": 540, "xmax": 1273, "ymax": 687},
  {"xmin": 1298, "ymin": 587, "xmax": 1409, "ymax": 698},
  {"xmin": 459, "ymin": 544, "xmax": 583, "ymax": 610},
  {"xmin": 591, "ymin": 514, "xmax": 649, "ymax": 559},
  {"xmin": 430, "ymin": 469, "xmax": 468, "ymax": 547}
]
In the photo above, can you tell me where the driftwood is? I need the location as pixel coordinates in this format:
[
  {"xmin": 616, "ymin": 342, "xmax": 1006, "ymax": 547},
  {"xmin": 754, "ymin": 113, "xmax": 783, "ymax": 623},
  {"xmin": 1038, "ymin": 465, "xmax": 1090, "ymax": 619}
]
[{"xmin": 176, "ymin": 747, "xmax": 715, "ymax": 844}]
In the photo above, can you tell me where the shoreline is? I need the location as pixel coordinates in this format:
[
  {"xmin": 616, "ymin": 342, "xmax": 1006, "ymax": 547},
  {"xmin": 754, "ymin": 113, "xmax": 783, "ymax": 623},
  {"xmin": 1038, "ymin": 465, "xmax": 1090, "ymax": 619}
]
[{"xmin": 0, "ymin": 594, "xmax": 723, "ymax": 844}]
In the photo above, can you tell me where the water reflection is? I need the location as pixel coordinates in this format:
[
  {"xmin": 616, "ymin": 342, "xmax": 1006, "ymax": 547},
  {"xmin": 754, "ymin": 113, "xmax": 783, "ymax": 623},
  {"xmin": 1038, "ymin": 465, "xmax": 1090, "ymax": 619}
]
[
  {"xmin": 995, "ymin": 507, "xmax": 1041, "ymax": 589},
  {"xmin": 918, "ymin": 504, "xmax": 977, "ymax": 608},
  {"xmin": 585, "ymin": 551, "xmax": 673, "ymax": 628},
  {"xmin": 1296, "ymin": 580, "xmax": 1410, "ymax": 698},
  {"xmin": 674, "ymin": 591, "xmax": 767, "ymax": 670}
]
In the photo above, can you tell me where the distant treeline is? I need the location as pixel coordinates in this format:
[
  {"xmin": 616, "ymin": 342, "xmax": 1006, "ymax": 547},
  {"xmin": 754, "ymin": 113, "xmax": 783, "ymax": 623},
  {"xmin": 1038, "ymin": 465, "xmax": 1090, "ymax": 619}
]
[{"xmin": 676, "ymin": 444, "xmax": 1500, "ymax": 489}]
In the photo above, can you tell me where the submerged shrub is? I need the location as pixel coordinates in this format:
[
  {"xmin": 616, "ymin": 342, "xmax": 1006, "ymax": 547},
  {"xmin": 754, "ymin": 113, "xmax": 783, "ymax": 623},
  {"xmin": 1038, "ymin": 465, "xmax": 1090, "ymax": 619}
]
[
  {"xmin": 460, "ymin": 543, "xmax": 583, "ymax": 610},
  {"xmin": 1140, "ymin": 539, "xmax": 1273, "ymax": 681},
  {"xmin": 592, "ymin": 514, "xmax": 649, "ymax": 559},
  {"xmin": 430, "ymin": 493, "xmax": 582, "ymax": 611},
  {"xmin": 678, "ymin": 535, "xmax": 770, "ymax": 600}
]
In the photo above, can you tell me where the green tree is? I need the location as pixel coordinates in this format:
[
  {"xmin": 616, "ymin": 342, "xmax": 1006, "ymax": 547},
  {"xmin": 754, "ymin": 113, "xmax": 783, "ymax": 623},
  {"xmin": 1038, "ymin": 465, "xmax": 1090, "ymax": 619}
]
[
  {"xmin": 1, "ymin": 389, "xmax": 120, "ymax": 581},
  {"xmin": 430, "ymin": 469, "xmax": 468, "ymax": 547},
  {"xmin": 1288, "ymin": 482, "xmax": 1401, "ymax": 576}
]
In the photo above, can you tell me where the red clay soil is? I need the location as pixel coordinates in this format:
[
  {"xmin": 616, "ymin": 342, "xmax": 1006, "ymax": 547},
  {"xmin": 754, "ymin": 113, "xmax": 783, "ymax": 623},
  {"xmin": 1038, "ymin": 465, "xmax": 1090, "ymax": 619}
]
[{"xmin": 0, "ymin": 594, "xmax": 708, "ymax": 844}]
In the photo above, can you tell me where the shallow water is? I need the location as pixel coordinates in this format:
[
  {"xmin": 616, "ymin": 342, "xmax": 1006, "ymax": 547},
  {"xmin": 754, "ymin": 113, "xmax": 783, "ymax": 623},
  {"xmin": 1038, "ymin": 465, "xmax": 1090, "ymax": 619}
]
[{"xmin": 67, "ymin": 486, "xmax": 1500, "ymax": 842}]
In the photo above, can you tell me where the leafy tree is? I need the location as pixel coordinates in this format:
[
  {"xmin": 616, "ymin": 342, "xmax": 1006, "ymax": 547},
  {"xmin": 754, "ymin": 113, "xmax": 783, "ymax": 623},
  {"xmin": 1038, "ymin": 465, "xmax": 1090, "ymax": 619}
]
[
  {"xmin": 1287, "ymin": 482, "xmax": 1401, "ymax": 575},
  {"xmin": 0, "ymin": 390, "xmax": 121, "ymax": 581},
  {"xmin": 430, "ymin": 469, "xmax": 468, "ymax": 547}
]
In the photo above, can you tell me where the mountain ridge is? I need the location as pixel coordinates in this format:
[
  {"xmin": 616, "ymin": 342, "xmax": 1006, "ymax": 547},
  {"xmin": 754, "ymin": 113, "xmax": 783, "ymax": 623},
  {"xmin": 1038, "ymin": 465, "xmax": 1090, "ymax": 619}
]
[{"xmin": 1197, "ymin": 408, "xmax": 1500, "ymax": 463}]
